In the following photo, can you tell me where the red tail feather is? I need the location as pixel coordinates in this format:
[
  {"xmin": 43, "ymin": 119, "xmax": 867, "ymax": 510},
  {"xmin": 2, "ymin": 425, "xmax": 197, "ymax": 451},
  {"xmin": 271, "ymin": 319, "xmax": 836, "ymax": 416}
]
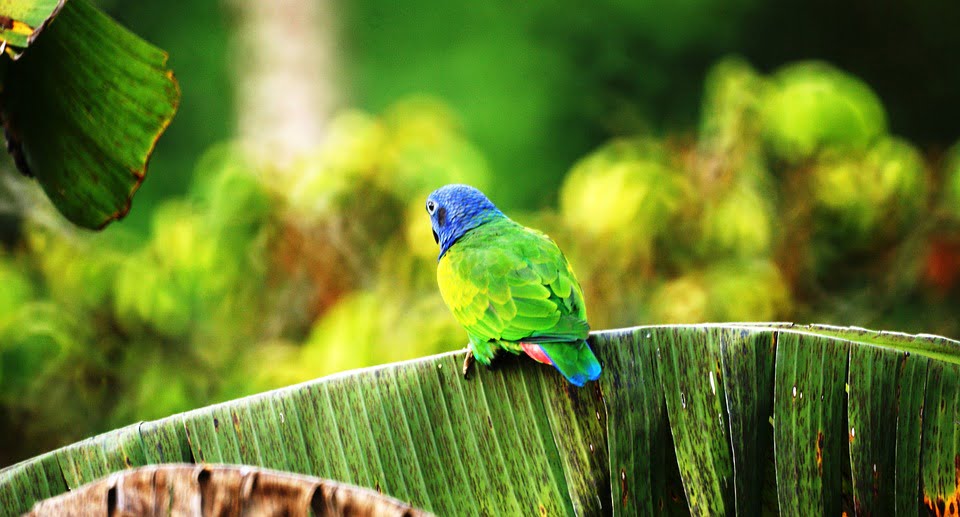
[{"xmin": 520, "ymin": 342, "xmax": 553, "ymax": 365}]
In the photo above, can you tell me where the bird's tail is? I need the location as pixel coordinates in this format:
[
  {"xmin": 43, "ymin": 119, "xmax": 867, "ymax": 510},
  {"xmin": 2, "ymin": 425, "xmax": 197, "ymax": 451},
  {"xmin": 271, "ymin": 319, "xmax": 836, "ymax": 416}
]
[{"xmin": 539, "ymin": 340, "xmax": 601, "ymax": 387}]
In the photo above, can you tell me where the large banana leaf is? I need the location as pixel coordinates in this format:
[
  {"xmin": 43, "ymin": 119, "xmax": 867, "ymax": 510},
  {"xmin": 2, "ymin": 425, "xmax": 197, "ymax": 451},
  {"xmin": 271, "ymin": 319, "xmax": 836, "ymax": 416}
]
[
  {"xmin": 1, "ymin": 324, "xmax": 959, "ymax": 515},
  {"xmin": 0, "ymin": 0, "xmax": 179, "ymax": 229}
]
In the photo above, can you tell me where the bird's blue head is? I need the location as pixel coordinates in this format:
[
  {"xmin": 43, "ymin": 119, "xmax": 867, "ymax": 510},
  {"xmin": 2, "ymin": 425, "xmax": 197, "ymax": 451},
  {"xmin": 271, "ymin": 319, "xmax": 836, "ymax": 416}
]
[{"xmin": 426, "ymin": 184, "xmax": 505, "ymax": 260}]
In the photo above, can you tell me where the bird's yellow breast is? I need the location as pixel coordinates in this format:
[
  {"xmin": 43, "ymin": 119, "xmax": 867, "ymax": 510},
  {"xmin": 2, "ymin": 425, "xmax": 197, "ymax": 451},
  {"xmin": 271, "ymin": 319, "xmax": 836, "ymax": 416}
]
[{"xmin": 436, "ymin": 248, "xmax": 485, "ymax": 328}]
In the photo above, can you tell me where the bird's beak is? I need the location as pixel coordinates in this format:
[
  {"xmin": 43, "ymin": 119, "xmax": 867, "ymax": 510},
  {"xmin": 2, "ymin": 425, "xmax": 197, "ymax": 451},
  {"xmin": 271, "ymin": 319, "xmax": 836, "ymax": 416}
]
[{"xmin": 432, "ymin": 229, "xmax": 439, "ymax": 244}]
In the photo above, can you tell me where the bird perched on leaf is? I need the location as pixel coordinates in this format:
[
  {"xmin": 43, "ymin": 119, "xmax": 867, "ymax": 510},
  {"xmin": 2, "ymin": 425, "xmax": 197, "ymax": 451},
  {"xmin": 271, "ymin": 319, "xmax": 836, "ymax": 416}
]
[{"xmin": 426, "ymin": 184, "xmax": 601, "ymax": 386}]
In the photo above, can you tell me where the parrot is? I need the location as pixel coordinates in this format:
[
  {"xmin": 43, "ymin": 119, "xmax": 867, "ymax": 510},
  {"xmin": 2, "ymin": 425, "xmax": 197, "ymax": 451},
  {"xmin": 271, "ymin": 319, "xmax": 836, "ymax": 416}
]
[{"xmin": 425, "ymin": 184, "xmax": 601, "ymax": 386}]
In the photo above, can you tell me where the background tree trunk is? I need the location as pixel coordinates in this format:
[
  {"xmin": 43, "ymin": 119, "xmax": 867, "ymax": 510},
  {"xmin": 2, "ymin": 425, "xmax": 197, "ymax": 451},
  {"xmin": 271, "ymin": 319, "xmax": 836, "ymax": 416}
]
[{"xmin": 227, "ymin": 0, "xmax": 339, "ymax": 165}]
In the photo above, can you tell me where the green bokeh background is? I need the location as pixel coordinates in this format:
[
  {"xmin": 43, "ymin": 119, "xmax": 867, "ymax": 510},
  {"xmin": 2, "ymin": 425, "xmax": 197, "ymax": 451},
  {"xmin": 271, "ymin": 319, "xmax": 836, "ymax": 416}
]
[{"xmin": 1, "ymin": 0, "xmax": 959, "ymax": 466}]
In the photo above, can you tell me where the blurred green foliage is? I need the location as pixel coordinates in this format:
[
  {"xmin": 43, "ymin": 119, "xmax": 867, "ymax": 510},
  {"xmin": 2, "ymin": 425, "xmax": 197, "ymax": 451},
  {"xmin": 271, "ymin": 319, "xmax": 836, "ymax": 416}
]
[
  {"xmin": 343, "ymin": 0, "xmax": 960, "ymax": 208},
  {"xmin": 3, "ymin": 0, "xmax": 960, "ymax": 467},
  {"xmin": 761, "ymin": 62, "xmax": 888, "ymax": 162}
]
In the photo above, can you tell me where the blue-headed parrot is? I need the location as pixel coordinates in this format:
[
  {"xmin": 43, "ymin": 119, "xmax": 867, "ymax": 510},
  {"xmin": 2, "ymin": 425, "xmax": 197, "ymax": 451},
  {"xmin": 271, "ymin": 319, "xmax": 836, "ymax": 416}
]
[{"xmin": 426, "ymin": 184, "xmax": 601, "ymax": 386}]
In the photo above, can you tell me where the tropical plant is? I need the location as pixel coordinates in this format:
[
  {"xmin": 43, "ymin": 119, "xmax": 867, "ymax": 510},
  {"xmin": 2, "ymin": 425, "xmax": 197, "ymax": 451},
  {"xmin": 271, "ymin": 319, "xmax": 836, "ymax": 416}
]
[
  {"xmin": 2, "ymin": 324, "xmax": 958, "ymax": 515},
  {"xmin": 0, "ymin": 0, "xmax": 179, "ymax": 229}
]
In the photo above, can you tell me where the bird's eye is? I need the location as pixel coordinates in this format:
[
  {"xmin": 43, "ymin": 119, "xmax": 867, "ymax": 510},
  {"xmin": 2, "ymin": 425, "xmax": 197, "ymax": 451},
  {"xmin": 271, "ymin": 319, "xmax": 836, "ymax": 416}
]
[{"xmin": 426, "ymin": 201, "xmax": 436, "ymax": 214}]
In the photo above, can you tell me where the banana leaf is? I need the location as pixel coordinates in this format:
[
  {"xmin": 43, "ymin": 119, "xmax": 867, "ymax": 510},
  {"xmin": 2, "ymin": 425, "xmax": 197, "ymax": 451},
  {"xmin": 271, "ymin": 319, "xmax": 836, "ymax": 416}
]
[
  {"xmin": 2, "ymin": 324, "xmax": 959, "ymax": 515},
  {"xmin": 0, "ymin": 0, "xmax": 179, "ymax": 229}
]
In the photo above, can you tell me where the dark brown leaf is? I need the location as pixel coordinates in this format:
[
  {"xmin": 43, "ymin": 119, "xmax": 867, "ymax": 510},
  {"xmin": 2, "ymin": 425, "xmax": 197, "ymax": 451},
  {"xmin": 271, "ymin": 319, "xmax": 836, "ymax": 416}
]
[{"xmin": 26, "ymin": 464, "xmax": 430, "ymax": 517}]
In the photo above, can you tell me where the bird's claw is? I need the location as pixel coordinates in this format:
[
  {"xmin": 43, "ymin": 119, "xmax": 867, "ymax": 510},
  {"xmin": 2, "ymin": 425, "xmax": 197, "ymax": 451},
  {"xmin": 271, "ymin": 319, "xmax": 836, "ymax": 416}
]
[{"xmin": 462, "ymin": 349, "xmax": 475, "ymax": 379}]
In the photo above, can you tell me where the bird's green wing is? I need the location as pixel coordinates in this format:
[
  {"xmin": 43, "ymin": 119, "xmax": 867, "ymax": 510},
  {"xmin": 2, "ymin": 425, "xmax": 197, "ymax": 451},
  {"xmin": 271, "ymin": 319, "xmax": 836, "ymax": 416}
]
[{"xmin": 437, "ymin": 221, "xmax": 589, "ymax": 364}]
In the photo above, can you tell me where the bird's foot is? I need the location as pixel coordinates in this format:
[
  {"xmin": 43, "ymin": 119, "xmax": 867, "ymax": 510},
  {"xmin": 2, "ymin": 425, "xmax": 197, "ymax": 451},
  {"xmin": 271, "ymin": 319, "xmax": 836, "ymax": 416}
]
[{"xmin": 462, "ymin": 348, "xmax": 475, "ymax": 379}]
